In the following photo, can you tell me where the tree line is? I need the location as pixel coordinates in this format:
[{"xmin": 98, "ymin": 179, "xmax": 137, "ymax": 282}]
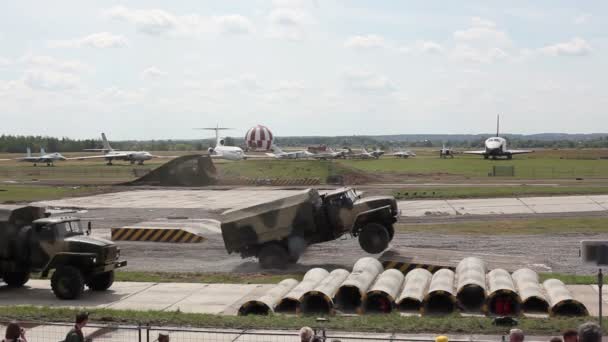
[{"xmin": 1, "ymin": 134, "xmax": 608, "ymax": 153}]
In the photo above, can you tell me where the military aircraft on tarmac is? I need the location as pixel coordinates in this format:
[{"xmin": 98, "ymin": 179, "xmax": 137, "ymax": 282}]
[
  {"xmin": 196, "ymin": 126, "xmax": 248, "ymax": 161},
  {"xmin": 15, "ymin": 147, "xmax": 67, "ymax": 166},
  {"xmin": 346, "ymin": 147, "xmax": 384, "ymax": 159},
  {"xmin": 388, "ymin": 149, "xmax": 416, "ymax": 159},
  {"xmin": 463, "ymin": 115, "xmax": 533, "ymax": 159},
  {"xmin": 72, "ymin": 133, "xmax": 168, "ymax": 165},
  {"xmin": 266, "ymin": 145, "xmax": 312, "ymax": 159},
  {"xmin": 439, "ymin": 143, "xmax": 455, "ymax": 158},
  {"xmin": 309, "ymin": 147, "xmax": 347, "ymax": 160}
]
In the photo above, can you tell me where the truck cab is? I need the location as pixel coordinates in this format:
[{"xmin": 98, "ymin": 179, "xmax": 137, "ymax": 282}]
[{"xmin": 0, "ymin": 206, "xmax": 127, "ymax": 299}]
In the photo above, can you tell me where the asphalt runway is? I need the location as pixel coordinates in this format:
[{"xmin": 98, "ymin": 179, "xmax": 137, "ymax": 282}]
[{"xmin": 33, "ymin": 188, "xmax": 608, "ymax": 275}]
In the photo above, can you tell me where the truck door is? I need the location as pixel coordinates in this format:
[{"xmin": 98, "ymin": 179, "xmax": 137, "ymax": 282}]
[{"xmin": 30, "ymin": 224, "xmax": 57, "ymax": 268}]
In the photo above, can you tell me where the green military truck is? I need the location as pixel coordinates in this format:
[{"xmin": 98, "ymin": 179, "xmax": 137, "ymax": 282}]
[
  {"xmin": 0, "ymin": 205, "xmax": 127, "ymax": 299},
  {"xmin": 221, "ymin": 187, "xmax": 399, "ymax": 269}
]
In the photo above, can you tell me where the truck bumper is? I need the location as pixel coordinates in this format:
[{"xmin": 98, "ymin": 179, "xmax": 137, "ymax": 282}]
[{"xmin": 95, "ymin": 260, "xmax": 127, "ymax": 273}]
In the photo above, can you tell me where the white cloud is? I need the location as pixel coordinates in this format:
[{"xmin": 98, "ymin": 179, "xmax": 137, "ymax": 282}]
[
  {"xmin": 416, "ymin": 40, "xmax": 443, "ymax": 54},
  {"xmin": 23, "ymin": 70, "xmax": 80, "ymax": 91},
  {"xmin": 214, "ymin": 15, "xmax": 254, "ymax": 35},
  {"xmin": 20, "ymin": 55, "xmax": 91, "ymax": 74},
  {"xmin": 574, "ymin": 14, "xmax": 591, "ymax": 25},
  {"xmin": 105, "ymin": 6, "xmax": 180, "ymax": 35},
  {"xmin": 453, "ymin": 17, "xmax": 511, "ymax": 47},
  {"xmin": 540, "ymin": 38, "xmax": 592, "ymax": 56},
  {"xmin": 141, "ymin": 67, "xmax": 167, "ymax": 79},
  {"xmin": 344, "ymin": 35, "xmax": 386, "ymax": 50},
  {"xmin": 49, "ymin": 32, "xmax": 129, "ymax": 48},
  {"xmin": 267, "ymin": 8, "xmax": 309, "ymax": 41},
  {"xmin": 343, "ymin": 69, "xmax": 395, "ymax": 94},
  {"xmin": 451, "ymin": 46, "xmax": 508, "ymax": 63},
  {"xmin": 0, "ymin": 57, "xmax": 11, "ymax": 67}
]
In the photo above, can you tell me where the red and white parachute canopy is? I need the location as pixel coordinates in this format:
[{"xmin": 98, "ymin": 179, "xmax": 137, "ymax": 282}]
[{"xmin": 245, "ymin": 124, "xmax": 274, "ymax": 151}]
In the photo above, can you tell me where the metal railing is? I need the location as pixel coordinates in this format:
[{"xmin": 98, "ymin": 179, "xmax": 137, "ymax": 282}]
[{"xmin": 0, "ymin": 320, "xmax": 499, "ymax": 342}]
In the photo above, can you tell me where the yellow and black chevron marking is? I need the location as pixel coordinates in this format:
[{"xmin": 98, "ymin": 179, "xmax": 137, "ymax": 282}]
[
  {"xmin": 382, "ymin": 261, "xmax": 455, "ymax": 274},
  {"xmin": 111, "ymin": 227, "xmax": 205, "ymax": 243}
]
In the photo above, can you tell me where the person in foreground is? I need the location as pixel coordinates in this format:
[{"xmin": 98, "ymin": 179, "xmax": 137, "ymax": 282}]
[{"xmin": 2, "ymin": 321, "xmax": 27, "ymax": 342}]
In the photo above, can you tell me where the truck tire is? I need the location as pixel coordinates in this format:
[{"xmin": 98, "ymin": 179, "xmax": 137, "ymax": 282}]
[
  {"xmin": 3, "ymin": 271, "xmax": 30, "ymax": 288},
  {"xmin": 258, "ymin": 243, "xmax": 289, "ymax": 269},
  {"xmin": 51, "ymin": 266, "xmax": 85, "ymax": 300},
  {"xmin": 386, "ymin": 224, "xmax": 395, "ymax": 241},
  {"xmin": 358, "ymin": 223, "xmax": 390, "ymax": 254},
  {"xmin": 86, "ymin": 271, "xmax": 115, "ymax": 291}
]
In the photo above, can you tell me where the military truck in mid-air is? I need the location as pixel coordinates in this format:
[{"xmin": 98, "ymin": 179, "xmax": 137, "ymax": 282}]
[
  {"xmin": 0, "ymin": 205, "xmax": 127, "ymax": 299},
  {"xmin": 220, "ymin": 187, "xmax": 399, "ymax": 269}
]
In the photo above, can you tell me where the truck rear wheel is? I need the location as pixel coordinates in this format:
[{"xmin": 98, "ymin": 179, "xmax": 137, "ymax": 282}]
[
  {"xmin": 358, "ymin": 223, "xmax": 390, "ymax": 254},
  {"xmin": 86, "ymin": 271, "xmax": 115, "ymax": 291},
  {"xmin": 258, "ymin": 243, "xmax": 289, "ymax": 269},
  {"xmin": 51, "ymin": 266, "xmax": 85, "ymax": 300},
  {"xmin": 2, "ymin": 271, "xmax": 30, "ymax": 287}
]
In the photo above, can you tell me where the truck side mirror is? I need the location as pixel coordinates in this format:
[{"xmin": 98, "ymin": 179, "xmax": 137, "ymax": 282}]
[{"xmin": 87, "ymin": 221, "xmax": 92, "ymax": 236}]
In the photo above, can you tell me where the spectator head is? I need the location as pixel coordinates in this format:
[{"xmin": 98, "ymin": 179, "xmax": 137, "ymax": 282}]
[
  {"xmin": 158, "ymin": 332, "xmax": 170, "ymax": 342},
  {"xmin": 550, "ymin": 337, "xmax": 563, "ymax": 342},
  {"xmin": 75, "ymin": 311, "xmax": 89, "ymax": 326},
  {"xmin": 5, "ymin": 321, "xmax": 22, "ymax": 339},
  {"xmin": 578, "ymin": 322, "xmax": 602, "ymax": 342},
  {"xmin": 435, "ymin": 336, "xmax": 449, "ymax": 342},
  {"xmin": 299, "ymin": 327, "xmax": 314, "ymax": 342},
  {"xmin": 563, "ymin": 329, "xmax": 578, "ymax": 342},
  {"xmin": 509, "ymin": 328, "xmax": 525, "ymax": 342}
]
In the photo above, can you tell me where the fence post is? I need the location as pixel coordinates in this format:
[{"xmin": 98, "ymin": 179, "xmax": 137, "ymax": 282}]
[{"xmin": 146, "ymin": 323, "xmax": 150, "ymax": 342}]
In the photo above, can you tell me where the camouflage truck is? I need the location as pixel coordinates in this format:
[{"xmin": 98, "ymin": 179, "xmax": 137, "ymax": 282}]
[
  {"xmin": 0, "ymin": 205, "xmax": 127, "ymax": 299},
  {"xmin": 221, "ymin": 187, "xmax": 398, "ymax": 269}
]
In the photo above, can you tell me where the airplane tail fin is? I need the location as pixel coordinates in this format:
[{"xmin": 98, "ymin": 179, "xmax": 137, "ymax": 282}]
[
  {"xmin": 26, "ymin": 147, "xmax": 31, "ymax": 157},
  {"xmin": 101, "ymin": 133, "xmax": 113, "ymax": 151},
  {"xmin": 40, "ymin": 147, "xmax": 46, "ymax": 155},
  {"xmin": 496, "ymin": 114, "xmax": 500, "ymax": 137},
  {"xmin": 271, "ymin": 144, "xmax": 284, "ymax": 154}
]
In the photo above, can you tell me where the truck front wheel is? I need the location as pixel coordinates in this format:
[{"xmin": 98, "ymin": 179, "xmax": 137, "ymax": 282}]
[
  {"xmin": 51, "ymin": 266, "xmax": 85, "ymax": 300},
  {"xmin": 258, "ymin": 243, "xmax": 289, "ymax": 269},
  {"xmin": 3, "ymin": 271, "xmax": 30, "ymax": 287},
  {"xmin": 358, "ymin": 223, "xmax": 390, "ymax": 254},
  {"xmin": 86, "ymin": 271, "xmax": 115, "ymax": 291}
]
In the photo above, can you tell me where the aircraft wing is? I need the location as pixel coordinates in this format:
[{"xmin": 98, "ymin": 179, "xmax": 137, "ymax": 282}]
[
  {"xmin": 462, "ymin": 150, "xmax": 487, "ymax": 155},
  {"xmin": 506, "ymin": 149, "xmax": 533, "ymax": 155},
  {"xmin": 67, "ymin": 153, "xmax": 128, "ymax": 160}
]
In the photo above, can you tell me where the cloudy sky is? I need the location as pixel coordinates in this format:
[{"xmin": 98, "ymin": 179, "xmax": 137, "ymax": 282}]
[{"xmin": 1, "ymin": 1, "xmax": 606, "ymax": 139}]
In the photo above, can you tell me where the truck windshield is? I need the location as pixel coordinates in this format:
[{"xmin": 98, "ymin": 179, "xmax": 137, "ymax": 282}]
[{"xmin": 55, "ymin": 221, "xmax": 83, "ymax": 235}]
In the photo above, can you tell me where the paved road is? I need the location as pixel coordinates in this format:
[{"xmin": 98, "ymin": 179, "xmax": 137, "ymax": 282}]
[{"xmin": 37, "ymin": 188, "xmax": 608, "ymax": 218}]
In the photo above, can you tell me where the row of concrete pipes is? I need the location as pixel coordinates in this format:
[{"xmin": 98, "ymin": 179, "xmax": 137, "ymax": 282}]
[{"xmin": 238, "ymin": 257, "xmax": 588, "ymax": 317}]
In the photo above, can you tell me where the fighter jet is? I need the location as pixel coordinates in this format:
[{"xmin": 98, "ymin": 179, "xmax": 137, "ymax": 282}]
[
  {"xmin": 346, "ymin": 147, "xmax": 384, "ymax": 159},
  {"xmin": 463, "ymin": 115, "xmax": 533, "ymax": 159},
  {"xmin": 15, "ymin": 147, "xmax": 66, "ymax": 166},
  {"xmin": 388, "ymin": 149, "xmax": 416, "ymax": 159},
  {"xmin": 266, "ymin": 145, "xmax": 312, "ymax": 159},
  {"xmin": 309, "ymin": 147, "xmax": 347, "ymax": 160},
  {"xmin": 439, "ymin": 144, "xmax": 455, "ymax": 158},
  {"xmin": 72, "ymin": 133, "xmax": 167, "ymax": 165},
  {"xmin": 196, "ymin": 126, "xmax": 247, "ymax": 161}
]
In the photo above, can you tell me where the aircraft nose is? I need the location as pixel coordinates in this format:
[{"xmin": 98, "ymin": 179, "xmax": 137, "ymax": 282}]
[{"xmin": 486, "ymin": 142, "xmax": 501, "ymax": 149}]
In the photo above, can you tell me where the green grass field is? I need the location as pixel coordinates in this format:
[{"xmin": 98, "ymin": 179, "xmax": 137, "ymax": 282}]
[
  {"xmin": 1, "ymin": 306, "xmax": 604, "ymax": 335},
  {"xmin": 0, "ymin": 185, "xmax": 105, "ymax": 203},
  {"xmin": 393, "ymin": 185, "xmax": 608, "ymax": 199}
]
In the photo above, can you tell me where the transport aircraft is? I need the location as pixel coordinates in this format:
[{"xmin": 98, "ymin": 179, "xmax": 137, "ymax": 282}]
[{"xmin": 463, "ymin": 115, "xmax": 533, "ymax": 159}]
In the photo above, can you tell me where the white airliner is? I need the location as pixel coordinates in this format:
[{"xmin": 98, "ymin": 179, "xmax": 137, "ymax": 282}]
[
  {"xmin": 196, "ymin": 127, "xmax": 247, "ymax": 161},
  {"xmin": 463, "ymin": 115, "xmax": 533, "ymax": 159},
  {"xmin": 72, "ymin": 133, "xmax": 169, "ymax": 165}
]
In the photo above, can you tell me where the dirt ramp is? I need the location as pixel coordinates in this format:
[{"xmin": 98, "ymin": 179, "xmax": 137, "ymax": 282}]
[{"xmin": 126, "ymin": 155, "xmax": 216, "ymax": 186}]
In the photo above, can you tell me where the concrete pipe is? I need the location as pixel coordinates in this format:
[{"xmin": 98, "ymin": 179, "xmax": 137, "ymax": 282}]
[
  {"xmin": 422, "ymin": 269, "xmax": 457, "ymax": 315},
  {"xmin": 364, "ymin": 269, "xmax": 405, "ymax": 313},
  {"xmin": 512, "ymin": 268, "xmax": 549, "ymax": 314},
  {"xmin": 276, "ymin": 268, "xmax": 329, "ymax": 313},
  {"xmin": 455, "ymin": 257, "xmax": 487, "ymax": 311},
  {"xmin": 396, "ymin": 269, "xmax": 432, "ymax": 313},
  {"xmin": 335, "ymin": 257, "xmax": 384, "ymax": 312},
  {"xmin": 485, "ymin": 269, "xmax": 522, "ymax": 316},
  {"xmin": 238, "ymin": 279, "xmax": 299, "ymax": 316},
  {"xmin": 543, "ymin": 278, "xmax": 589, "ymax": 317},
  {"xmin": 300, "ymin": 269, "xmax": 350, "ymax": 314}
]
